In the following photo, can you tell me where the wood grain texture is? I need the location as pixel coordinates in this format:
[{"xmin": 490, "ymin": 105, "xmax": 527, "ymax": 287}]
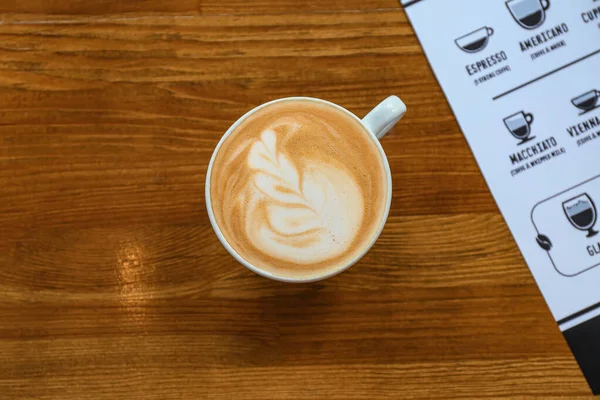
[{"xmin": 0, "ymin": 1, "xmax": 591, "ymax": 399}]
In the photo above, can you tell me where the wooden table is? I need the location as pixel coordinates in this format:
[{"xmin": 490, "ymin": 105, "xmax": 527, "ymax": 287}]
[{"xmin": 0, "ymin": 1, "xmax": 593, "ymax": 398}]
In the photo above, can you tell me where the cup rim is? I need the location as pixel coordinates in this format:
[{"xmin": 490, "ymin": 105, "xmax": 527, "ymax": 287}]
[{"xmin": 204, "ymin": 97, "xmax": 393, "ymax": 283}]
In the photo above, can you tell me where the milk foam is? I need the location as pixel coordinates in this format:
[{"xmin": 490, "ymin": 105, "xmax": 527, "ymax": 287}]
[{"xmin": 244, "ymin": 128, "xmax": 364, "ymax": 264}]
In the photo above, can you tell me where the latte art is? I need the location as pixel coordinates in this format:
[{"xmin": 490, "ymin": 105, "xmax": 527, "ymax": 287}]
[
  {"xmin": 245, "ymin": 128, "xmax": 364, "ymax": 264},
  {"xmin": 209, "ymin": 100, "xmax": 389, "ymax": 279}
]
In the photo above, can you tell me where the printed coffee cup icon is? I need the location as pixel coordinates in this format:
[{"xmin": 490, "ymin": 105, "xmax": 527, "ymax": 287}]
[
  {"xmin": 506, "ymin": 0, "xmax": 550, "ymax": 30},
  {"xmin": 563, "ymin": 193, "xmax": 599, "ymax": 238},
  {"xmin": 455, "ymin": 27, "xmax": 495, "ymax": 53},
  {"xmin": 504, "ymin": 111, "xmax": 535, "ymax": 145},
  {"xmin": 571, "ymin": 90, "xmax": 600, "ymax": 115}
]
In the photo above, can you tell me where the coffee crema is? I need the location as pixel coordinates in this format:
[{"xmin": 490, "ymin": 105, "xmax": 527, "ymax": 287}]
[{"xmin": 209, "ymin": 99, "xmax": 389, "ymax": 279}]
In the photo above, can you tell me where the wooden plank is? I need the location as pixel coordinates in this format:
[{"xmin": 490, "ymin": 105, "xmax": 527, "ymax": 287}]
[{"xmin": 0, "ymin": 0, "xmax": 397, "ymax": 15}]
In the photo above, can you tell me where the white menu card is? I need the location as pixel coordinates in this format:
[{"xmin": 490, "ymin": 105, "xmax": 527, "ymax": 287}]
[{"xmin": 401, "ymin": 0, "xmax": 600, "ymax": 393}]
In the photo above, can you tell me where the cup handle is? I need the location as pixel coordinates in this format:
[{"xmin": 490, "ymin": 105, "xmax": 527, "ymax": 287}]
[
  {"xmin": 487, "ymin": 27, "xmax": 494, "ymax": 36},
  {"xmin": 362, "ymin": 96, "xmax": 407, "ymax": 140},
  {"xmin": 525, "ymin": 113, "xmax": 534, "ymax": 124},
  {"xmin": 541, "ymin": 0, "xmax": 550, "ymax": 10}
]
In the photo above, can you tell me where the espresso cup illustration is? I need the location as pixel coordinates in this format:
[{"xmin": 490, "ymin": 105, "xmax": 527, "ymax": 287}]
[
  {"xmin": 571, "ymin": 90, "xmax": 600, "ymax": 114},
  {"xmin": 563, "ymin": 193, "xmax": 599, "ymax": 238},
  {"xmin": 504, "ymin": 111, "xmax": 535, "ymax": 145},
  {"xmin": 455, "ymin": 27, "xmax": 495, "ymax": 53},
  {"xmin": 506, "ymin": 0, "xmax": 550, "ymax": 30}
]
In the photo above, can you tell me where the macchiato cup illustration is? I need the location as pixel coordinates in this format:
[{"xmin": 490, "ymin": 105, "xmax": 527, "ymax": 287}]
[
  {"xmin": 571, "ymin": 90, "xmax": 600, "ymax": 115},
  {"xmin": 504, "ymin": 111, "xmax": 535, "ymax": 145},
  {"xmin": 455, "ymin": 27, "xmax": 495, "ymax": 53},
  {"xmin": 205, "ymin": 96, "xmax": 406, "ymax": 283},
  {"xmin": 506, "ymin": 0, "xmax": 550, "ymax": 30}
]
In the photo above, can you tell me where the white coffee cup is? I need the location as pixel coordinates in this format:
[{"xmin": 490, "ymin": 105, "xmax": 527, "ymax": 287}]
[{"xmin": 205, "ymin": 96, "xmax": 407, "ymax": 283}]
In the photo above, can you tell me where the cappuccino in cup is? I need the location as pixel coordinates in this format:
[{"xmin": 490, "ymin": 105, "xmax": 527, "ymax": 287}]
[{"xmin": 206, "ymin": 97, "xmax": 405, "ymax": 282}]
